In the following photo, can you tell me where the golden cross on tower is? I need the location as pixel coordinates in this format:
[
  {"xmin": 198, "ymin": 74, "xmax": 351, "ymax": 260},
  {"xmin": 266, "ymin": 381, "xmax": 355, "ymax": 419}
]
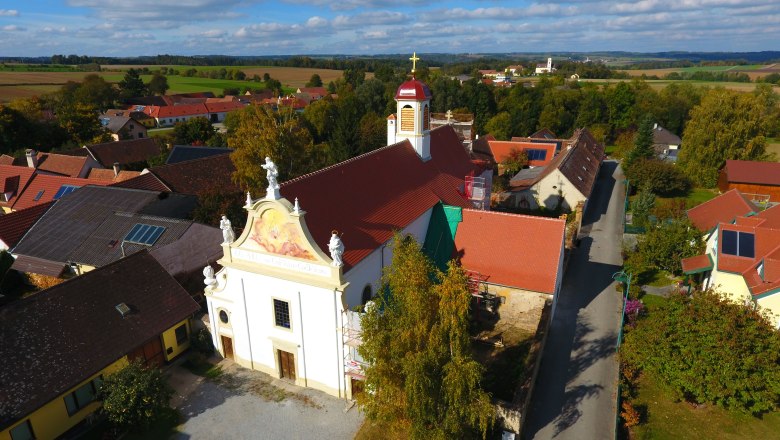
[{"xmin": 410, "ymin": 52, "xmax": 420, "ymax": 74}]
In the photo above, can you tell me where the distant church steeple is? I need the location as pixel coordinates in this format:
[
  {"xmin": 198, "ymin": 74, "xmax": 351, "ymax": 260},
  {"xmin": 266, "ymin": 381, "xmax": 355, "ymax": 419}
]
[{"xmin": 387, "ymin": 52, "xmax": 432, "ymax": 161}]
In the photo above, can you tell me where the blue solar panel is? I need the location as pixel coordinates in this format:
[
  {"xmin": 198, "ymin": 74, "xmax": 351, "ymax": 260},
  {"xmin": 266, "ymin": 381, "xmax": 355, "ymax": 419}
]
[
  {"xmin": 123, "ymin": 223, "xmax": 166, "ymax": 245},
  {"xmin": 33, "ymin": 190, "xmax": 45, "ymax": 201},
  {"xmin": 722, "ymin": 230, "xmax": 737, "ymax": 255},
  {"xmin": 53, "ymin": 185, "xmax": 79, "ymax": 200}
]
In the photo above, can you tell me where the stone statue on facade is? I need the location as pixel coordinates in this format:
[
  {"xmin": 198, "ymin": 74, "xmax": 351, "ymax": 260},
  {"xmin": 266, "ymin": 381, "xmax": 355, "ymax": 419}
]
[
  {"xmin": 220, "ymin": 215, "xmax": 235, "ymax": 244},
  {"xmin": 203, "ymin": 265, "xmax": 216, "ymax": 286},
  {"xmin": 328, "ymin": 231, "xmax": 344, "ymax": 267},
  {"xmin": 261, "ymin": 157, "xmax": 280, "ymax": 199}
]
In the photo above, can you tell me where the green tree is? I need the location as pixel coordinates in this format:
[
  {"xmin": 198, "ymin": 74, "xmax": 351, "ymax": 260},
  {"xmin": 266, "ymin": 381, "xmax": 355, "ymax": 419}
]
[
  {"xmin": 118, "ymin": 69, "xmax": 147, "ymax": 100},
  {"xmin": 606, "ymin": 82, "xmax": 636, "ymax": 132},
  {"xmin": 678, "ymin": 88, "xmax": 773, "ymax": 187},
  {"xmin": 356, "ymin": 112, "xmax": 387, "ymax": 155},
  {"xmin": 629, "ymin": 218, "xmax": 703, "ymax": 274},
  {"xmin": 630, "ymin": 185, "xmax": 655, "ymax": 228},
  {"xmin": 99, "ymin": 360, "xmax": 174, "ymax": 430},
  {"xmin": 621, "ymin": 290, "xmax": 780, "ymax": 415},
  {"xmin": 627, "ymin": 114, "xmax": 656, "ymax": 167},
  {"xmin": 625, "ymin": 159, "xmax": 691, "ymax": 197},
  {"xmin": 72, "ymin": 74, "xmax": 117, "ymax": 111},
  {"xmin": 484, "ymin": 112, "xmax": 512, "ymax": 140},
  {"xmin": 57, "ymin": 102, "xmax": 109, "ymax": 145},
  {"xmin": 302, "ymin": 98, "xmax": 335, "ymax": 144},
  {"xmin": 328, "ymin": 95, "xmax": 362, "ymax": 163},
  {"xmin": 147, "ymin": 72, "xmax": 169, "ymax": 96},
  {"xmin": 502, "ymin": 148, "xmax": 529, "ymax": 176},
  {"xmin": 228, "ymin": 105, "xmax": 315, "ymax": 193},
  {"xmin": 173, "ymin": 117, "xmax": 216, "ymax": 145},
  {"xmin": 193, "ymin": 188, "xmax": 246, "ymax": 229},
  {"xmin": 358, "ymin": 235, "xmax": 495, "ymax": 439},
  {"xmin": 306, "ymin": 74, "xmax": 323, "ymax": 87}
]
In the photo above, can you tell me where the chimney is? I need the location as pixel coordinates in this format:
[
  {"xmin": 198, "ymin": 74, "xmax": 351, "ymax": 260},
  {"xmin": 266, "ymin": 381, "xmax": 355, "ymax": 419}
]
[
  {"xmin": 25, "ymin": 149, "xmax": 38, "ymax": 169},
  {"xmin": 113, "ymin": 162, "xmax": 120, "ymax": 177}
]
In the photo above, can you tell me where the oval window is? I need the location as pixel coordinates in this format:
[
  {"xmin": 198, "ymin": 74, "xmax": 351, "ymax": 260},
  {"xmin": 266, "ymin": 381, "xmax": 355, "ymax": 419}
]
[{"xmin": 219, "ymin": 310, "xmax": 229, "ymax": 324}]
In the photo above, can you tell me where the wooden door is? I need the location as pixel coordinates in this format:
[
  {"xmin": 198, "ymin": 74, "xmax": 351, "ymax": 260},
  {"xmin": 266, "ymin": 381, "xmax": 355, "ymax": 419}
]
[
  {"xmin": 221, "ymin": 335, "xmax": 233, "ymax": 360},
  {"xmin": 278, "ymin": 349, "xmax": 296, "ymax": 381}
]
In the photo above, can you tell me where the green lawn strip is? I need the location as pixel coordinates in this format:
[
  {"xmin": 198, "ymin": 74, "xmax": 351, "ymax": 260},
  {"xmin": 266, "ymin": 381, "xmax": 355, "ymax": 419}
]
[
  {"xmin": 644, "ymin": 269, "xmax": 679, "ymax": 287},
  {"xmin": 638, "ymin": 293, "xmax": 667, "ymax": 310},
  {"xmin": 148, "ymin": 128, "xmax": 174, "ymax": 137},
  {"xmin": 630, "ymin": 375, "xmax": 780, "ymax": 440}
]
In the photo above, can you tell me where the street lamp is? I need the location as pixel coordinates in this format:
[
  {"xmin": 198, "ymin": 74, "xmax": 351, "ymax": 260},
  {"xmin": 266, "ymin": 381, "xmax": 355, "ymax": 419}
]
[{"xmin": 613, "ymin": 270, "xmax": 632, "ymax": 350}]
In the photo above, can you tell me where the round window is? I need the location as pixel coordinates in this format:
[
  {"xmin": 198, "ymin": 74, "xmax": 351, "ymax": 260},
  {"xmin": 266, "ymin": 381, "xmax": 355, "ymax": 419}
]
[{"xmin": 219, "ymin": 310, "xmax": 229, "ymax": 324}]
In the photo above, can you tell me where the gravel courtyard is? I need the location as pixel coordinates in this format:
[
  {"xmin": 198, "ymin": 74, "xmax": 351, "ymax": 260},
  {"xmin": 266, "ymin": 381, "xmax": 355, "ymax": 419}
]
[{"xmin": 169, "ymin": 359, "xmax": 364, "ymax": 440}]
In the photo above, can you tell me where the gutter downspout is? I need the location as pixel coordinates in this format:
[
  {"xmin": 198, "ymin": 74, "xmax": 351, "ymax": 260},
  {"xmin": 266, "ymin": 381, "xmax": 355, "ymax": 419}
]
[
  {"xmin": 298, "ymin": 290, "xmax": 308, "ymax": 387},
  {"xmin": 241, "ymin": 279, "xmax": 254, "ymax": 369},
  {"xmin": 334, "ymin": 288, "xmax": 342, "ymax": 399}
]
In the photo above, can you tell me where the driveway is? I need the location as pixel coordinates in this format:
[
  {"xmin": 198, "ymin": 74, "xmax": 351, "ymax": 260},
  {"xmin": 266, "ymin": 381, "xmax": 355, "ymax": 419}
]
[
  {"xmin": 169, "ymin": 359, "xmax": 363, "ymax": 440},
  {"xmin": 523, "ymin": 161, "xmax": 625, "ymax": 440}
]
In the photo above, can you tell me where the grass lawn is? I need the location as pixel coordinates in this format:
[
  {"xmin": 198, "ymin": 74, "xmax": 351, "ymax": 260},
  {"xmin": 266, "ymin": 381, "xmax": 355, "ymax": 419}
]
[
  {"xmin": 638, "ymin": 293, "xmax": 667, "ymax": 310},
  {"xmin": 644, "ymin": 269, "xmax": 679, "ymax": 287},
  {"xmin": 629, "ymin": 375, "xmax": 780, "ymax": 440},
  {"xmin": 148, "ymin": 127, "xmax": 174, "ymax": 138},
  {"xmin": 681, "ymin": 188, "xmax": 717, "ymax": 206},
  {"xmin": 766, "ymin": 138, "xmax": 780, "ymax": 158},
  {"xmin": 605, "ymin": 144, "xmax": 617, "ymax": 156}
]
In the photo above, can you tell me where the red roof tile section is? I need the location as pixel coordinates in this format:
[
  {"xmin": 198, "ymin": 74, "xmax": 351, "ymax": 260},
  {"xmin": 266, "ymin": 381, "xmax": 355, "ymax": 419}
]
[
  {"xmin": 35, "ymin": 152, "xmax": 89, "ymax": 177},
  {"xmin": 454, "ymin": 209, "xmax": 564, "ymax": 294},
  {"xmin": 722, "ymin": 160, "xmax": 780, "ymax": 186},
  {"xmin": 0, "ymin": 202, "xmax": 54, "ymax": 249},
  {"xmin": 144, "ymin": 104, "xmax": 208, "ymax": 118},
  {"xmin": 84, "ymin": 138, "xmax": 163, "ymax": 167},
  {"xmin": 146, "ymin": 154, "xmax": 239, "ymax": 195},
  {"xmin": 111, "ymin": 171, "xmax": 171, "ymax": 192},
  {"xmin": 681, "ymin": 254, "xmax": 713, "ymax": 274},
  {"xmin": 0, "ymin": 165, "xmax": 35, "ymax": 210},
  {"xmin": 395, "ymin": 78, "xmax": 433, "ymax": 100},
  {"xmin": 686, "ymin": 189, "xmax": 757, "ymax": 231},
  {"xmin": 87, "ymin": 168, "xmax": 141, "ymax": 182},
  {"xmin": 487, "ymin": 140, "xmax": 557, "ymax": 166},
  {"xmin": 13, "ymin": 175, "xmax": 110, "ymax": 210},
  {"xmin": 281, "ymin": 126, "xmax": 476, "ymax": 271}
]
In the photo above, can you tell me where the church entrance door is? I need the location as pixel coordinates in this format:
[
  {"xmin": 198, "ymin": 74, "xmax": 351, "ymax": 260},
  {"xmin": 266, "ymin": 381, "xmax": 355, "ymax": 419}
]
[
  {"xmin": 221, "ymin": 335, "xmax": 234, "ymax": 360},
  {"xmin": 278, "ymin": 349, "xmax": 296, "ymax": 381}
]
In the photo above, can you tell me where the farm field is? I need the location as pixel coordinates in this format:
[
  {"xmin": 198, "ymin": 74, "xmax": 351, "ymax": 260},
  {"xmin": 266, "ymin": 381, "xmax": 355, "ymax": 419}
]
[
  {"xmin": 579, "ymin": 78, "xmax": 780, "ymax": 92},
  {"xmin": 0, "ymin": 66, "xmax": 345, "ymax": 102},
  {"xmin": 619, "ymin": 63, "xmax": 779, "ymax": 81}
]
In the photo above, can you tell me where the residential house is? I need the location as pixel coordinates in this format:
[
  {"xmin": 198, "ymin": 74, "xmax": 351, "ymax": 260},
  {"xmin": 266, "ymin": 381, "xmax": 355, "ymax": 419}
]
[
  {"xmin": 204, "ymin": 74, "xmax": 564, "ymax": 402},
  {"xmin": 99, "ymin": 114, "xmax": 148, "ymax": 141},
  {"xmin": 479, "ymin": 70, "xmax": 500, "ymax": 78},
  {"xmin": 204, "ymin": 101, "xmax": 246, "ymax": 123},
  {"xmin": 473, "ymin": 135, "xmax": 558, "ymax": 172},
  {"xmin": 509, "ymin": 129, "xmax": 604, "ymax": 211},
  {"xmin": 143, "ymin": 104, "xmax": 209, "ymax": 128},
  {"xmin": 24, "ymin": 149, "xmax": 99, "ymax": 178},
  {"xmin": 529, "ymin": 128, "xmax": 557, "ymax": 140},
  {"xmin": 718, "ymin": 160, "xmax": 780, "ymax": 203},
  {"xmin": 116, "ymin": 153, "xmax": 240, "ymax": 196},
  {"xmin": 10, "ymin": 185, "xmax": 207, "ymax": 277},
  {"xmin": 0, "ymin": 165, "xmax": 35, "ymax": 213},
  {"xmin": 682, "ymin": 197, "xmax": 780, "ymax": 327},
  {"xmin": 166, "ymin": 145, "xmax": 233, "ymax": 165},
  {"xmin": 296, "ymin": 87, "xmax": 328, "ymax": 100},
  {"xmin": 651, "ymin": 123, "xmax": 682, "ymax": 161},
  {"xmin": 104, "ymin": 108, "xmax": 156, "ymax": 128},
  {"xmin": 0, "ymin": 202, "xmax": 54, "ymax": 251},
  {"xmin": 2, "ymin": 171, "xmax": 111, "ymax": 213},
  {"xmin": 66, "ymin": 138, "xmax": 163, "ymax": 171},
  {"xmin": 429, "ymin": 111, "xmax": 474, "ymax": 150},
  {"xmin": 507, "ymin": 65, "xmax": 524, "ymax": 75},
  {"xmin": 0, "ymin": 251, "xmax": 199, "ymax": 440}
]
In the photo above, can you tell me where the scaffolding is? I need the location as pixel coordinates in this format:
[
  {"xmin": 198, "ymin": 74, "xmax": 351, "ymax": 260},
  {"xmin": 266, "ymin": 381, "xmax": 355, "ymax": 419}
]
[
  {"xmin": 342, "ymin": 310, "xmax": 367, "ymax": 384},
  {"xmin": 465, "ymin": 175, "xmax": 487, "ymax": 210},
  {"xmin": 464, "ymin": 270, "xmax": 501, "ymax": 314}
]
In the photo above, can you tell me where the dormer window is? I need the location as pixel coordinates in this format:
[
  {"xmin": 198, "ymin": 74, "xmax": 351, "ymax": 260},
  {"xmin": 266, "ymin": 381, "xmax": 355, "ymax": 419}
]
[{"xmin": 722, "ymin": 230, "xmax": 755, "ymax": 258}]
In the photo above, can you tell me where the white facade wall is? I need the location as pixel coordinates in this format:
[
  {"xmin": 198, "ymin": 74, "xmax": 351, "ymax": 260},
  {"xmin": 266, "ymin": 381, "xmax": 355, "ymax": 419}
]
[{"xmin": 512, "ymin": 169, "xmax": 586, "ymax": 212}]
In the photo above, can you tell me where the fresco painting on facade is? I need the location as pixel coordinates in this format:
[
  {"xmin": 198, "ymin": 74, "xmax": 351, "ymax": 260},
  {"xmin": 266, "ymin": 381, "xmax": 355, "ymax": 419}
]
[{"xmin": 247, "ymin": 207, "xmax": 316, "ymax": 260}]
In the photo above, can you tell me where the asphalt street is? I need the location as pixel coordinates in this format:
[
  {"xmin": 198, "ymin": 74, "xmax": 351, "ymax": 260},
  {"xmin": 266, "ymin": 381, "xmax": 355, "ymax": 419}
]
[{"xmin": 523, "ymin": 160, "xmax": 625, "ymax": 440}]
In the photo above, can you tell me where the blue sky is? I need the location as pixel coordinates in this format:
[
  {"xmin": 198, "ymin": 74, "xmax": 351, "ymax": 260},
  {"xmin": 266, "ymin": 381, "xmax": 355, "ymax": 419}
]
[{"xmin": 1, "ymin": 1, "xmax": 779, "ymax": 56}]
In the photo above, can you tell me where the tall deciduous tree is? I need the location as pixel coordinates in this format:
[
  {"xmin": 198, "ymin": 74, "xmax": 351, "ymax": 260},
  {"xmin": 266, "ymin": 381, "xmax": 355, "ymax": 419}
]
[
  {"xmin": 502, "ymin": 148, "xmax": 529, "ymax": 176},
  {"xmin": 306, "ymin": 74, "xmax": 323, "ymax": 87},
  {"xmin": 99, "ymin": 360, "xmax": 174, "ymax": 430},
  {"xmin": 358, "ymin": 235, "xmax": 495, "ymax": 439},
  {"xmin": 228, "ymin": 105, "xmax": 314, "ymax": 193},
  {"xmin": 678, "ymin": 88, "xmax": 773, "ymax": 187},
  {"xmin": 173, "ymin": 116, "xmax": 215, "ymax": 145},
  {"xmin": 621, "ymin": 290, "xmax": 780, "ymax": 415},
  {"xmin": 147, "ymin": 72, "xmax": 170, "ymax": 96}
]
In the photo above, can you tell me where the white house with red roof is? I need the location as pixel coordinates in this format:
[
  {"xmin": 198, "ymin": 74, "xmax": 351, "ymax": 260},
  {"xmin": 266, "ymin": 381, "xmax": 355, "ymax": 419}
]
[
  {"xmin": 682, "ymin": 191, "xmax": 780, "ymax": 326},
  {"xmin": 203, "ymin": 64, "xmax": 566, "ymax": 401}
]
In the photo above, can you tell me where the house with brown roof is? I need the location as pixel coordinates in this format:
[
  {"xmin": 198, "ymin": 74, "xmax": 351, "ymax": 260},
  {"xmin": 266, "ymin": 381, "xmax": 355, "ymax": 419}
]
[
  {"xmin": 682, "ymin": 200, "xmax": 780, "ymax": 327},
  {"xmin": 508, "ymin": 129, "xmax": 604, "ymax": 211},
  {"xmin": 296, "ymin": 87, "xmax": 328, "ymax": 100},
  {"xmin": 77, "ymin": 138, "xmax": 164, "ymax": 169},
  {"xmin": 99, "ymin": 114, "xmax": 148, "ymax": 141},
  {"xmin": 718, "ymin": 160, "xmax": 780, "ymax": 203},
  {"xmin": 115, "ymin": 153, "xmax": 239, "ymax": 196},
  {"xmin": 0, "ymin": 164, "xmax": 35, "ymax": 213},
  {"xmin": 476, "ymin": 135, "xmax": 558, "ymax": 172},
  {"xmin": 0, "ymin": 202, "xmax": 54, "ymax": 251},
  {"xmin": 203, "ymin": 72, "xmax": 565, "ymax": 412},
  {"xmin": 651, "ymin": 123, "xmax": 681, "ymax": 161},
  {"xmin": 25, "ymin": 149, "xmax": 99, "ymax": 178},
  {"xmin": 0, "ymin": 250, "xmax": 199, "ymax": 440}
]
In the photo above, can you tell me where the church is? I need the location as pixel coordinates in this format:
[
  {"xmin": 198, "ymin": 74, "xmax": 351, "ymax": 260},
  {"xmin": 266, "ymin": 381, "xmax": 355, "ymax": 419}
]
[{"xmin": 203, "ymin": 57, "xmax": 567, "ymax": 399}]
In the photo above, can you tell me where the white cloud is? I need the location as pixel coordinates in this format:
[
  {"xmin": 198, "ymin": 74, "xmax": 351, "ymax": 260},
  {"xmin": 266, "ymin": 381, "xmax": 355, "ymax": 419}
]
[
  {"xmin": 332, "ymin": 11, "xmax": 408, "ymax": 28},
  {"xmin": 0, "ymin": 9, "xmax": 18, "ymax": 16},
  {"xmin": 2, "ymin": 25, "xmax": 25, "ymax": 31}
]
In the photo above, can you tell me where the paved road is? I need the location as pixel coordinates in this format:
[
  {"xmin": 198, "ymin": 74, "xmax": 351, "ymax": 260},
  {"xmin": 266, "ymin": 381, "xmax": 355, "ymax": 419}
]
[{"xmin": 523, "ymin": 161, "xmax": 625, "ymax": 440}]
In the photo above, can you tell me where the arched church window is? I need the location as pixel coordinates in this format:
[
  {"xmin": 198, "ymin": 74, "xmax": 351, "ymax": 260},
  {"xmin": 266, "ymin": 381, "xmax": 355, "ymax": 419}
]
[
  {"xmin": 423, "ymin": 105, "xmax": 430, "ymax": 130},
  {"xmin": 361, "ymin": 285, "xmax": 372, "ymax": 305},
  {"xmin": 401, "ymin": 105, "xmax": 414, "ymax": 131}
]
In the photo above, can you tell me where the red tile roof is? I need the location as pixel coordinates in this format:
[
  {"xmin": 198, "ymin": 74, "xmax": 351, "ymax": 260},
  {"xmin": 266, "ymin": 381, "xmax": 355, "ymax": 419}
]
[
  {"xmin": 13, "ymin": 175, "xmax": 110, "ymax": 210},
  {"xmin": 86, "ymin": 168, "xmax": 141, "ymax": 182},
  {"xmin": 297, "ymin": 87, "xmax": 328, "ymax": 97},
  {"xmin": 111, "ymin": 172, "xmax": 171, "ymax": 192},
  {"xmin": 530, "ymin": 128, "xmax": 557, "ymax": 139},
  {"xmin": 681, "ymin": 254, "xmax": 713, "ymax": 274},
  {"xmin": 204, "ymin": 101, "xmax": 246, "ymax": 113},
  {"xmin": 686, "ymin": 189, "xmax": 757, "ymax": 232},
  {"xmin": 147, "ymin": 154, "xmax": 239, "ymax": 196},
  {"xmin": 35, "ymin": 152, "xmax": 88, "ymax": 177},
  {"xmin": 487, "ymin": 140, "xmax": 557, "ymax": 166},
  {"xmin": 454, "ymin": 209, "xmax": 565, "ymax": 294},
  {"xmin": 280, "ymin": 126, "xmax": 476, "ymax": 271},
  {"xmin": 0, "ymin": 165, "xmax": 35, "ymax": 210},
  {"xmin": 395, "ymin": 78, "xmax": 432, "ymax": 100},
  {"xmin": 0, "ymin": 155, "xmax": 14, "ymax": 166},
  {"xmin": 0, "ymin": 202, "xmax": 54, "ymax": 249},
  {"xmin": 722, "ymin": 160, "xmax": 780, "ymax": 186},
  {"xmin": 144, "ymin": 104, "xmax": 208, "ymax": 118}
]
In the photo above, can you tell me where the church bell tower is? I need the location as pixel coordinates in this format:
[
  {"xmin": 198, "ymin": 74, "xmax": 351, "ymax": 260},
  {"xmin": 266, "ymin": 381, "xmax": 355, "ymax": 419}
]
[{"xmin": 388, "ymin": 52, "xmax": 432, "ymax": 161}]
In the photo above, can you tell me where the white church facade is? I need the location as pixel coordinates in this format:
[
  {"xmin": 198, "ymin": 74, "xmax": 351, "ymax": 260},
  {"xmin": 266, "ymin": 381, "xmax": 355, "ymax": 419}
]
[{"xmin": 204, "ymin": 61, "xmax": 566, "ymax": 399}]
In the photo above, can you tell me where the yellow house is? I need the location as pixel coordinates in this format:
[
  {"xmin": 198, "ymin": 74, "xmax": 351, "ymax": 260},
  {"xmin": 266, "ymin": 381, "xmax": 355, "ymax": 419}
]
[
  {"xmin": 0, "ymin": 250, "xmax": 199, "ymax": 440},
  {"xmin": 683, "ymin": 201, "xmax": 780, "ymax": 326}
]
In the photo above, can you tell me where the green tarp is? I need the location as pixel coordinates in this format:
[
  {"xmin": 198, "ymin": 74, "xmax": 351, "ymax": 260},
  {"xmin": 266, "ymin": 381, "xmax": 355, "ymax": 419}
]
[{"xmin": 422, "ymin": 203, "xmax": 462, "ymax": 272}]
